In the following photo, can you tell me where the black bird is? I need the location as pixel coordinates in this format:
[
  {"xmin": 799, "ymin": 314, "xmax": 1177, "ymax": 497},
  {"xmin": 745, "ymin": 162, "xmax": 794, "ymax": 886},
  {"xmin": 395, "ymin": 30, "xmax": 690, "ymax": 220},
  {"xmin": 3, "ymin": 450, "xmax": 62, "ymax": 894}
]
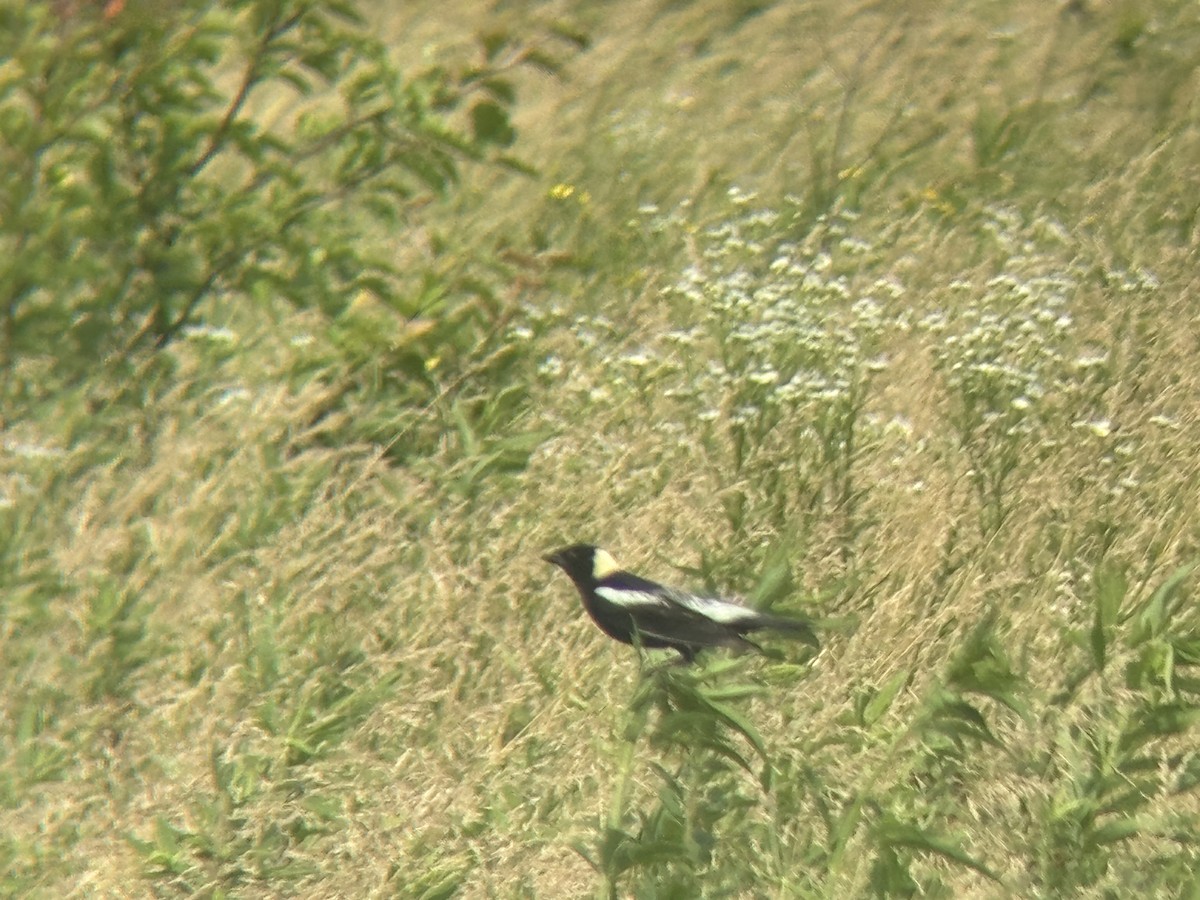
[{"xmin": 543, "ymin": 544, "xmax": 819, "ymax": 664}]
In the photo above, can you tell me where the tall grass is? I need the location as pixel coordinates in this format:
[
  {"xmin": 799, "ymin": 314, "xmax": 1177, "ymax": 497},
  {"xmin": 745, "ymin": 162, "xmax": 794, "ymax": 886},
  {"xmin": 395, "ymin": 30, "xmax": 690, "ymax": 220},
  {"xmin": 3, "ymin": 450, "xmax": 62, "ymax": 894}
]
[{"xmin": 3, "ymin": 0, "xmax": 1200, "ymax": 897}]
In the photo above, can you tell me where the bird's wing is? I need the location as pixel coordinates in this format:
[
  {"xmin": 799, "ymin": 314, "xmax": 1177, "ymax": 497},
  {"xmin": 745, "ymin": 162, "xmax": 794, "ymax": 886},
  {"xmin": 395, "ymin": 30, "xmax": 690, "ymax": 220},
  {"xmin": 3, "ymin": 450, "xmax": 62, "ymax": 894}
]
[
  {"xmin": 658, "ymin": 584, "xmax": 818, "ymax": 646},
  {"xmin": 593, "ymin": 569, "xmax": 819, "ymax": 652},
  {"xmin": 591, "ymin": 585, "xmax": 669, "ymax": 612},
  {"xmin": 659, "ymin": 586, "xmax": 762, "ymax": 625},
  {"xmin": 621, "ymin": 581, "xmax": 820, "ymax": 648},
  {"xmin": 594, "ymin": 584, "xmax": 746, "ymax": 648},
  {"xmin": 598, "ymin": 571, "xmax": 757, "ymax": 621}
]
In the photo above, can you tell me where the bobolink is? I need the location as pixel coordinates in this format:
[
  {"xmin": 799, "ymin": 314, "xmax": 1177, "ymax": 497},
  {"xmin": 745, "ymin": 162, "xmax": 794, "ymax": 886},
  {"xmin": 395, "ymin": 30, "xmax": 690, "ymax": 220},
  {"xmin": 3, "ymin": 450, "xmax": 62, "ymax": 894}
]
[{"xmin": 544, "ymin": 544, "xmax": 819, "ymax": 664}]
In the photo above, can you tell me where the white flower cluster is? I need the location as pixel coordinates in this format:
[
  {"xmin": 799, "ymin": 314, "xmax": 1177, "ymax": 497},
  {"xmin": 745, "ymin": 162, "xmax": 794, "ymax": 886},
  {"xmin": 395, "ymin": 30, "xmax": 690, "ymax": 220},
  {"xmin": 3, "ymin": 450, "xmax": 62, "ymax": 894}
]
[
  {"xmin": 655, "ymin": 195, "xmax": 902, "ymax": 519},
  {"xmin": 914, "ymin": 206, "xmax": 1166, "ymax": 530},
  {"xmin": 675, "ymin": 202, "xmax": 890, "ymax": 419},
  {"xmin": 923, "ymin": 259, "xmax": 1079, "ymax": 442}
]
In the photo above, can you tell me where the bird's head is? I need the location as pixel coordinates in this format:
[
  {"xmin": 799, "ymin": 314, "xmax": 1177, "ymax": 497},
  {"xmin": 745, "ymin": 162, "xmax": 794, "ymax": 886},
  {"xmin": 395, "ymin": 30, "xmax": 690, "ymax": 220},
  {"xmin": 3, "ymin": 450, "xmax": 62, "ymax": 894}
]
[{"xmin": 543, "ymin": 544, "xmax": 621, "ymax": 584}]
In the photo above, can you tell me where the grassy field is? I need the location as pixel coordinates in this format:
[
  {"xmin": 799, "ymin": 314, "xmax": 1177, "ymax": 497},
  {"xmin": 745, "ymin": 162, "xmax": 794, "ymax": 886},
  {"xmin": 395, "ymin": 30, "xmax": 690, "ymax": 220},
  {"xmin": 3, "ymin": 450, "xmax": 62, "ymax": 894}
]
[{"xmin": 4, "ymin": 0, "xmax": 1200, "ymax": 896}]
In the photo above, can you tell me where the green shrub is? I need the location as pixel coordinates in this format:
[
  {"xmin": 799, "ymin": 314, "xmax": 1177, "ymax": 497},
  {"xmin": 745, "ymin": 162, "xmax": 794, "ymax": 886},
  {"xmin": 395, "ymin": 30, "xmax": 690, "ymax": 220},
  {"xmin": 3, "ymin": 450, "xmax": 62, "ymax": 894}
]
[{"xmin": 0, "ymin": 0, "xmax": 530, "ymax": 434}]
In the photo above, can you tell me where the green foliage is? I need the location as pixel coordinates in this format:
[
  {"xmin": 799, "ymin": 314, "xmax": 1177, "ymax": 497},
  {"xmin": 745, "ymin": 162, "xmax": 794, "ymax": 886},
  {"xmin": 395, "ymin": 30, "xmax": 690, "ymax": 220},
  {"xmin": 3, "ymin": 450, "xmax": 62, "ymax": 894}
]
[
  {"xmin": 1029, "ymin": 564, "xmax": 1200, "ymax": 894},
  {"xmin": 580, "ymin": 564, "xmax": 1199, "ymax": 897},
  {"xmin": 85, "ymin": 579, "xmax": 157, "ymax": 702},
  {"xmin": 3, "ymin": 693, "xmax": 72, "ymax": 804},
  {"xmin": 0, "ymin": 0, "xmax": 537, "ymax": 439},
  {"xmin": 125, "ymin": 655, "xmax": 400, "ymax": 892},
  {"xmin": 577, "ymin": 660, "xmax": 775, "ymax": 898},
  {"xmin": 4, "ymin": 1, "xmax": 1200, "ymax": 896},
  {"xmin": 582, "ymin": 643, "xmax": 1011, "ymax": 898}
]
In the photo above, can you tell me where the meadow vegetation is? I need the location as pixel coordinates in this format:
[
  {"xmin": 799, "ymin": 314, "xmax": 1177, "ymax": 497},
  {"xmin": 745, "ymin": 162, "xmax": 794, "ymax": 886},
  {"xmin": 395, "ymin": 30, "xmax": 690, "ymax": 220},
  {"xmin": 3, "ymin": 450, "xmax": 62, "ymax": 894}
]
[{"xmin": 3, "ymin": 0, "xmax": 1199, "ymax": 896}]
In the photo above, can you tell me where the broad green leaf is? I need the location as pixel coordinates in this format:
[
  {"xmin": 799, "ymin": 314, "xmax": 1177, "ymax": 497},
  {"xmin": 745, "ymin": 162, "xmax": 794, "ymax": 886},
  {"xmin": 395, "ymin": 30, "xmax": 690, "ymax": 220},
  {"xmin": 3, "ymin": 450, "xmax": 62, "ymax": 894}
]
[
  {"xmin": 750, "ymin": 553, "xmax": 794, "ymax": 607},
  {"xmin": 876, "ymin": 818, "xmax": 1002, "ymax": 881},
  {"xmin": 870, "ymin": 844, "xmax": 920, "ymax": 896},
  {"xmin": 925, "ymin": 696, "xmax": 1000, "ymax": 747},
  {"xmin": 570, "ymin": 840, "xmax": 599, "ymax": 871},
  {"xmin": 946, "ymin": 609, "xmax": 1026, "ymax": 714},
  {"xmin": 863, "ymin": 670, "xmax": 909, "ymax": 727},
  {"xmin": 697, "ymin": 696, "xmax": 768, "ymax": 761},
  {"xmin": 1132, "ymin": 563, "xmax": 1197, "ymax": 643},
  {"xmin": 1118, "ymin": 703, "xmax": 1200, "ymax": 755},
  {"xmin": 704, "ymin": 683, "xmax": 765, "ymax": 703},
  {"xmin": 1092, "ymin": 817, "xmax": 1141, "ymax": 845},
  {"xmin": 1091, "ymin": 563, "xmax": 1127, "ymax": 670}
]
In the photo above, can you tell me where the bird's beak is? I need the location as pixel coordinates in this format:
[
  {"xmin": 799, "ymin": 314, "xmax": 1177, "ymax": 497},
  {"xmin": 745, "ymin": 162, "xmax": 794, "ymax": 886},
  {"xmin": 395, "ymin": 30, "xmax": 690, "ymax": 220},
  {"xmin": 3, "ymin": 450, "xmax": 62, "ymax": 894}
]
[{"xmin": 543, "ymin": 551, "xmax": 561, "ymax": 566}]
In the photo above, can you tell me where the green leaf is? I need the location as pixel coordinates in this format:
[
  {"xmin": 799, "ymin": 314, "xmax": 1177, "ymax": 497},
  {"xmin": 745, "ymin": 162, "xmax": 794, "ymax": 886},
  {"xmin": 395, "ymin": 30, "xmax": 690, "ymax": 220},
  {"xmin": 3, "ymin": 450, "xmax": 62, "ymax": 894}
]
[
  {"xmin": 704, "ymin": 683, "xmax": 764, "ymax": 703},
  {"xmin": 323, "ymin": 0, "xmax": 366, "ymax": 26},
  {"xmin": 1125, "ymin": 641, "xmax": 1175, "ymax": 693},
  {"xmin": 479, "ymin": 31, "xmax": 510, "ymax": 62},
  {"xmin": 1091, "ymin": 563, "xmax": 1127, "ymax": 671},
  {"xmin": 697, "ymin": 657, "xmax": 752, "ymax": 683},
  {"xmin": 1118, "ymin": 703, "xmax": 1200, "ymax": 755},
  {"xmin": 570, "ymin": 839, "xmax": 599, "ymax": 871},
  {"xmin": 1091, "ymin": 817, "xmax": 1141, "ymax": 845},
  {"xmin": 1172, "ymin": 754, "xmax": 1200, "ymax": 795},
  {"xmin": 481, "ymin": 77, "xmax": 516, "ymax": 104},
  {"xmin": 523, "ymin": 47, "xmax": 566, "ymax": 75},
  {"xmin": 696, "ymin": 695, "xmax": 768, "ymax": 761},
  {"xmin": 945, "ymin": 609, "xmax": 1026, "ymax": 714},
  {"xmin": 876, "ymin": 818, "xmax": 1002, "ymax": 881},
  {"xmin": 863, "ymin": 670, "xmax": 908, "ymax": 727},
  {"xmin": 409, "ymin": 861, "xmax": 470, "ymax": 900},
  {"xmin": 750, "ymin": 551, "xmax": 794, "ymax": 607},
  {"xmin": 1131, "ymin": 563, "xmax": 1197, "ymax": 644},
  {"xmin": 549, "ymin": 23, "xmax": 591, "ymax": 50},
  {"xmin": 870, "ymin": 844, "xmax": 920, "ymax": 897},
  {"xmin": 470, "ymin": 100, "xmax": 516, "ymax": 148},
  {"xmin": 925, "ymin": 695, "xmax": 1000, "ymax": 747},
  {"xmin": 1174, "ymin": 638, "xmax": 1200, "ymax": 666}
]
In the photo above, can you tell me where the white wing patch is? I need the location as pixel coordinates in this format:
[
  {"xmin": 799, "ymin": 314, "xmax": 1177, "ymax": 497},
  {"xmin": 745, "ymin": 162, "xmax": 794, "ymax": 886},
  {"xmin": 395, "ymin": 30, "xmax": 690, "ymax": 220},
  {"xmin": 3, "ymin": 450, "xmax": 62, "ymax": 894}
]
[
  {"xmin": 671, "ymin": 591, "xmax": 759, "ymax": 624},
  {"xmin": 597, "ymin": 583, "xmax": 761, "ymax": 625},
  {"xmin": 595, "ymin": 586, "xmax": 670, "ymax": 610}
]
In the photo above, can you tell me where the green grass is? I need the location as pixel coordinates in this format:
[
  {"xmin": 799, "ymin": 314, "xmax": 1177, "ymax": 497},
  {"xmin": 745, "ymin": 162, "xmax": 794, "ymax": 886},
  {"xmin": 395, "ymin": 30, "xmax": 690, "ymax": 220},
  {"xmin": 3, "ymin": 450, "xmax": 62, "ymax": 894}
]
[{"xmin": 4, "ymin": 0, "xmax": 1200, "ymax": 896}]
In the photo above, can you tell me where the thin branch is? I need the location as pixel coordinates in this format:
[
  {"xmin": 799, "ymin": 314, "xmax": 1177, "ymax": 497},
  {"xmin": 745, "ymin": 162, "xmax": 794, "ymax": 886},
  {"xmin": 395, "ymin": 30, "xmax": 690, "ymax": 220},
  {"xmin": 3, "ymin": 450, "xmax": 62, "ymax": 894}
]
[{"xmin": 188, "ymin": 10, "xmax": 305, "ymax": 177}]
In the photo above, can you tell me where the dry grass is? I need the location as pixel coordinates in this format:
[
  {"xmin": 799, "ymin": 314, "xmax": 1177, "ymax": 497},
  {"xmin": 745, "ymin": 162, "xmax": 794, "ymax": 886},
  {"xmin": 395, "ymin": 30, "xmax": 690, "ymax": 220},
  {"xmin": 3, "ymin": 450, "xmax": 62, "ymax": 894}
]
[{"xmin": 5, "ymin": 0, "xmax": 1200, "ymax": 897}]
